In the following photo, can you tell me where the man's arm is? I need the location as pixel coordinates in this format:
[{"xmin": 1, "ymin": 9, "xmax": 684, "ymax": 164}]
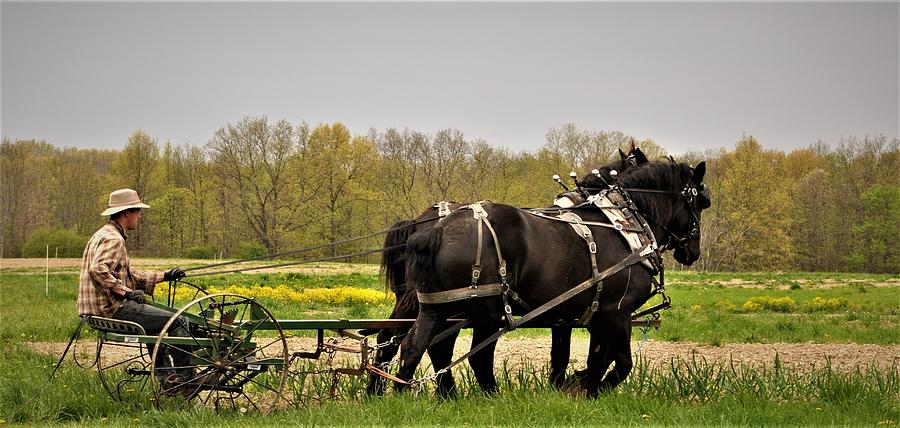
[{"xmin": 129, "ymin": 268, "xmax": 165, "ymax": 296}]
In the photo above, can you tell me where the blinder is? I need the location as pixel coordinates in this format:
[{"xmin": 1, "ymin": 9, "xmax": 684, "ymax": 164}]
[{"xmin": 624, "ymin": 181, "xmax": 705, "ymax": 252}]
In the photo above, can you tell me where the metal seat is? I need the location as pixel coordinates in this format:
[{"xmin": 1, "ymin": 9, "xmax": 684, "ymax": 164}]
[{"xmin": 84, "ymin": 315, "xmax": 147, "ymax": 336}]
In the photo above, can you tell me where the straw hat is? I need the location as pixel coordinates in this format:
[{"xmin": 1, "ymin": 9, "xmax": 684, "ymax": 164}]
[{"xmin": 100, "ymin": 189, "xmax": 150, "ymax": 216}]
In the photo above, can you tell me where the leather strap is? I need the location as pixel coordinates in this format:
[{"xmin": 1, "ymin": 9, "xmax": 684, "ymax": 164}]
[
  {"xmin": 525, "ymin": 209, "xmax": 645, "ymax": 233},
  {"xmin": 417, "ymin": 283, "xmax": 503, "ymax": 304},
  {"xmin": 429, "ymin": 244, "xmax": 656, "ymax": 379},
  {"xmin": 471, "ymin": 203, "xmax": 486, "ymax": 288},
  {"xmin": 429, "ymin": 318, "xmax": 472, "ymax": 346},
  {"xmin": 558, "ymin": 212, "xmax": 601, "ymax": 279},
  {"xmin": 418, "ymin": 202, "xmax": 530, "ymax": 328}
]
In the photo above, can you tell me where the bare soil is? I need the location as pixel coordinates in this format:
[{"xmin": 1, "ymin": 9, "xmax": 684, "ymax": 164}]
[{"xmin": 28, "ymin": 336, "xmax": 899, "ymax": 375}]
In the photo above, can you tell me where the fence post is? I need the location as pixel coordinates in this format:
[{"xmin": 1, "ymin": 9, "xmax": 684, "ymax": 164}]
[{"xmin": 45, "ymin": 245, "xmax": 49, "ymax": 297}]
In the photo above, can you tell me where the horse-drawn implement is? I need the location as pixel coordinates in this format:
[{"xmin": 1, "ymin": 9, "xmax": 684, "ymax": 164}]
[
  {"xmin": 74, "ymin": 282, "xmax": 662, "ymax": 412},
  {"xmin": 58, "ymin": 149, "xmax": 710, "ymax": 412}
]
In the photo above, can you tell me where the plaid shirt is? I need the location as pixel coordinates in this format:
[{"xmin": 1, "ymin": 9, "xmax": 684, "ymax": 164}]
[{"xmin": 77, "ymin": 222, "xmax": 164, "ymax": 317}]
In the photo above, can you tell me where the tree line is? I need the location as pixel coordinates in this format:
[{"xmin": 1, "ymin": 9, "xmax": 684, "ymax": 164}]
[{"xmin": 2, "ymin": 116, "xmax": 897, "ymax": 273}]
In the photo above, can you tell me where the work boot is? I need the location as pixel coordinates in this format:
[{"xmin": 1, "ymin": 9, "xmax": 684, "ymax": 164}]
[{"xmin": 159, "ymin": 373, "xmax": 187, "ymax": 397}]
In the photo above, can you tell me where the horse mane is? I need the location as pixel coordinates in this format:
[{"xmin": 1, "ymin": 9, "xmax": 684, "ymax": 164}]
[
  {"xmin": 381, "ymin": 219, "xmax": 417, "ymax": 294},
  {"xmin": 618, "ymin": 161, "xmax": 690, "ymax": 223}
]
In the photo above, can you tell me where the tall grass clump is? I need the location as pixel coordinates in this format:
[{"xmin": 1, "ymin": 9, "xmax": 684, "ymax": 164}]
[{"xmin": 623, "ymin": 354, "xmax": 899, "ymax": 406}]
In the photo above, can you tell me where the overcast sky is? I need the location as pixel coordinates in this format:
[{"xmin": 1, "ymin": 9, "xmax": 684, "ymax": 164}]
[{"xmin": 2, "ymin": 2, "xmax": 898, "ymax": 155}]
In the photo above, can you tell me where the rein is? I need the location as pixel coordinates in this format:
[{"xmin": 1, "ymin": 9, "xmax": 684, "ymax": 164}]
[{"xmin": 183, "ymin": 215, "xmax": 443, "ymax": 277}]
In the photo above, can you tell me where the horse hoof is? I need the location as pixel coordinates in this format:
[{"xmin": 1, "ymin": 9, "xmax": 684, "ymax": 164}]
[{"xmin": 561, "ymin": 375, "xmax": 587, "ymax": 398}]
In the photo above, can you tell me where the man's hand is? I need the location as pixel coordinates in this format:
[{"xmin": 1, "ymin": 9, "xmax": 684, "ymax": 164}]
[
  {"xmin": 164, "ymin": 267, "xmax": 186, "ymax": 282},
  {"xmin": 125, "ymin": 289, "xmax": 146, "ymax": 304}
]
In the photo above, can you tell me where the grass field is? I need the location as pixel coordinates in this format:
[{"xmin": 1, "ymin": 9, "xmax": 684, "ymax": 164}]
[{"xmin": 0, "ymin": 262, "xmax": 897, "ymax": 426}]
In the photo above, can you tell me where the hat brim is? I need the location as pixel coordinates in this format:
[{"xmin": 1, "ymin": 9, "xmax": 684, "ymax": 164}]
[{"xmin": 100, "ymin": 203, "xmax": 150, "ymax": 216}]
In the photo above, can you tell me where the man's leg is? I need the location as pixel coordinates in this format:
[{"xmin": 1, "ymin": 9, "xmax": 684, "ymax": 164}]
[{"xmin": 113, "ymin": 301, "xmax": 193, "ymax": 379}]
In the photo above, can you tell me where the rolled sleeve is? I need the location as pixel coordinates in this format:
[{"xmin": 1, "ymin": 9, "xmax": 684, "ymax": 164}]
[{"xmin": 130, "ymin": 269, "xmax": 165, "ymax": 296}]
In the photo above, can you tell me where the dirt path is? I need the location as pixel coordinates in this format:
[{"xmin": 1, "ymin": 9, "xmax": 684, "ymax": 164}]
[{"xmin": 27, "ymin": 337, "xmax": 899, "ymax": 375}]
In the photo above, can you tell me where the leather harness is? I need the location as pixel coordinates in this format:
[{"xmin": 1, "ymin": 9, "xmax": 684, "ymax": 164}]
[
  {"xmin": 416, "ymin": 188, "xmax": 661, "ymax": 329},
  {"xmin": 397, "ymin": 190, "xmax": 670, "ymax": 385}
]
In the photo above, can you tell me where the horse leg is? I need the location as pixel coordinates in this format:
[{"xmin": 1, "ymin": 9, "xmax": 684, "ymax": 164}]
[
  {"xmin": 597, "ymin": 318, "xmax": 633, "ymax": 393},
  {"xmin": 549, "ymin": 326, "xmax": 572, "ymax": 389},
  {"xmin": 426, "ymin": 329, "xmax": 459, "ymax": 398},
  {"xmin": 469, "ymin": 326, "xmax": 500, "ymax": 395},
  {"xmin": 366, "ymin": 327, "xmax": 401, "ymax": 395},
  {"xmin": 580, "ymin": 323, "xmax": 614, "ymax": 397},
  {"xmin": 394, "ymin": 306, "xmax": 441, "ymax": 392}
]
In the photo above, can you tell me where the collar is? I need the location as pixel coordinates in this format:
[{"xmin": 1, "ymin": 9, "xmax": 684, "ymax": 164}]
[{"xmin": 108, "ymin": 221, "xmax": 128, "ymax": 241}]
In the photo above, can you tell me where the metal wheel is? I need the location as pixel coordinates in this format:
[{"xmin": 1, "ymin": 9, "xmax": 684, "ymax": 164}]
[
  {"xmin": 96, "ymin": 334, "xmax": 152, "ymax": 402},
  {"xmin": 150, "ymin": 293, "xmax": 289, "ymax": 413}
]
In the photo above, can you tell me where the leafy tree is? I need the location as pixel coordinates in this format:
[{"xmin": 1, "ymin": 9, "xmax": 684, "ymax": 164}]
[
  {"xmin": 306, "ymin": 123, "xmax": 378, "ymax": 256},
  {"xmin": 791, "ymin": 169, "xmax": 831, "ymax": 271},
  {"xmin": 22, "ymin": 227, "xmax": 86, "ymax": 258},
  {"xmin": 421, "ymin": 129, "xmax": 467, "ymax": 202},
  {"xmin": 0, "ymin": 139, "xmax": 55, "ymax": 257},
  {"xmin": 370, "ymin": 127, "xmax": 430, "ymax": 219},
  {"xmin": 846, "ymin": 185, "xmax": 900, "ymax": 273},
  {"xmin": 207, "ymin": 116, "xmax": 310, "ymax": 255},
  {"xmin": 706, "ymin": 136, "xmax": 795, "ymax": 270},
  {"xmin": 113, "ymin": 131, "xmax": 161, "ymax": 249}
]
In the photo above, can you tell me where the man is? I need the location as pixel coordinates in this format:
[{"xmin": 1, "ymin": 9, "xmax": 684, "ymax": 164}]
[{"xmin": 77, "ymin": 188, "xmax": 190, "ymax": 388}]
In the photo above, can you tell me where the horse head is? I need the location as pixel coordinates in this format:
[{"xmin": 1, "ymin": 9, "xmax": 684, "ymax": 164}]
[
  {"xmin": 672, "ymin": 162, "xmax": 709, "ymax": 265},
  {"xmin": 620, "ymin": 161, "xmax": 711, "ymax": 266}
]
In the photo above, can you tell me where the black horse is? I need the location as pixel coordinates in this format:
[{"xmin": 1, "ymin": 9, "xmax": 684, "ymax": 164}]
[
  {"xmin": 393, "ymin": 160, "xmax": 710, "ymax": 397},
  {"xmin": 366, "ymin": 148, "xmax": 651, "ymax": 396}
]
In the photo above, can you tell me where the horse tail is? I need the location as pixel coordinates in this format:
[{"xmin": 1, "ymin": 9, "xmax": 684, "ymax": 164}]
[
  {"xmin": 406, "ymin": 226, "xmax": 443, "ymax": 290},
  {"xmin": 393, "ymin": 285, "xmax": 420, "ymax": 319},
  {"xmin": 381, "ymin": 219, "xmax": 416, "ymax": 294}
]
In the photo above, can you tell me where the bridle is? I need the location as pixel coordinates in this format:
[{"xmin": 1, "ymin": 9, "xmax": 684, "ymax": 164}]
[{"xmin": 622, "ymin": 182, "xmax": 704, "ymax": 251}]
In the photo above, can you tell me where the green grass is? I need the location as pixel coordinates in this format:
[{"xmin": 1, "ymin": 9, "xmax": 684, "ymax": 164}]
[
  {"xmin": 0, "ymin": 343, "xmax": 896, "ymax": 426},
  {"xmin": 651, "ymin": 281, "xmax": 900, "ymax": 345},
  {"xmin": 1, "ymin": 267, "xmax": 897, "ymax": 425},
  {"xmin": 4, "ymin": 269, "xmax": 896, "ymax": 344}
]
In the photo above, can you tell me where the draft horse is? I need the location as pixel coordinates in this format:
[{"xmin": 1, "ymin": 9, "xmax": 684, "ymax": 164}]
[
  {"xmin": 394, "ymin": 160, "xmax": 710, "ymax": 397},
  {"xmin": 367, "ymin": 148, "xmax": 650, "ymax": 396}
]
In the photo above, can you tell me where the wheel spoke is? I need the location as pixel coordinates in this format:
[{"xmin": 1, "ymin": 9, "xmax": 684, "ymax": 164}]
[
  {"xmin": 230, "ymin": 337, "xmax": 286, "ymax": 364},
  {"xmin": 239, "ymin": 390, "xmax": 263, "ymax": 413},
  {"xmin": 100, "ymin": 353, "xmax": 147, "ymax": 370},
  {"xmin": 229, "ymin": 370, "xmax": 283, "ymax": 395},
  {"xmin": 223, "ymin": 316, "xmax": 266, "ymax": 358},
  {"xmin": 197, "ymin": 298, "xmax": 220, "ymax": 356}
]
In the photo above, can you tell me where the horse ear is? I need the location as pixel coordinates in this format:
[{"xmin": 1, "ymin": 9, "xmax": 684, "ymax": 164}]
[
  {"xmin": 693, "ymin": 162, "xmax": 707, "ymax": 183},
  {"xmin": 618, "ymin": 148, "xmax": 627, "ymax": 160},
  {"xmin": 633, "ymin": 148, "xmax": 648, "ymax": 164}
]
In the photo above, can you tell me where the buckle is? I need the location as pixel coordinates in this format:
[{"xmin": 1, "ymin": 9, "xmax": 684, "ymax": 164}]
[
  {"xmin": 471, "ymin": 265, "xmax": 481, "ymax": 280},
  {"xmin": 504, "ymin": 305, "xmax": 512, "ymax": 314},
  {"xmin": 588, "ymin": 242, "xmax": 597, "ymax": 254},
  {"xmin": 589, "ymin": 301, "xmax": 599, "ymax": 312}
]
